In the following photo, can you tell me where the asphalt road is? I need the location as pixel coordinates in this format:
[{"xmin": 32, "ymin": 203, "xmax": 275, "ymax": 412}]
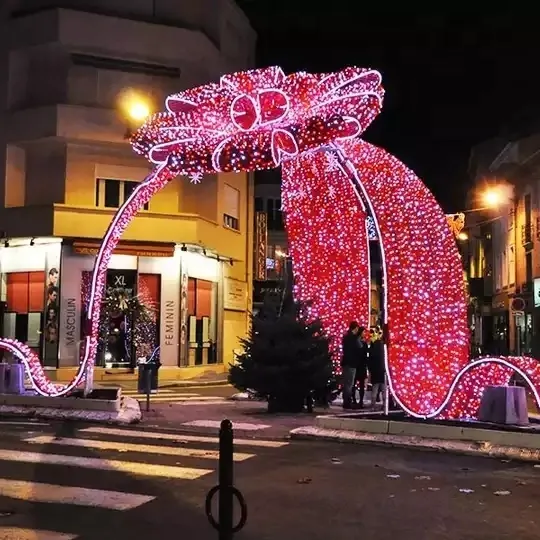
[{"xmin": 0, "ymin": 418, "xmax": 537, "ymax": 539}]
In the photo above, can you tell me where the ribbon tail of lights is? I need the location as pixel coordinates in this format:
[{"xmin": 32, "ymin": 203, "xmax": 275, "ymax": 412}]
[
  {"xmin": 0, "ymin": 165, "xmax": 174, "ymax": 396},
  {"xmin": 281, "ymin": 150, "xmax": 371, "ymax": 375},
  {"xmin": 0, "ymin": 63, "xmax": 537, "ymax": 419}
]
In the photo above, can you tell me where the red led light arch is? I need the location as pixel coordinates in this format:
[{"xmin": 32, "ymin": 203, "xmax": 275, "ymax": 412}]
[{"xmin": 0, "ymin": 65, "xmax": 538, "ymax": 420}]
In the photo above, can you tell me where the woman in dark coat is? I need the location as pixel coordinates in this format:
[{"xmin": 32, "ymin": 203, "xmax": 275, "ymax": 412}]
[
  {"xmin": 368, "ymin": 326, "xmax": 385, "ymax": 408},
  {"xmin": 352, "ymin": 329, "xmax": 369, "ymax": 407}
]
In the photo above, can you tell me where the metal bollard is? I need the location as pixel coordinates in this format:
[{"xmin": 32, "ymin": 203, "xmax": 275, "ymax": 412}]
[
  {"xmin": 145, "ymin": 366, "xmax": 152, "ymax": 412},
  {"xmin": 205, "ymin": 419, "xmax": 247, "ymax": 539}
]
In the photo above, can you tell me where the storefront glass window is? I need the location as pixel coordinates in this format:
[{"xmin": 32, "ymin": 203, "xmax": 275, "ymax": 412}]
[{"xmin": 0, "ymin": 241, "xmax": 61, "ymax": 366}]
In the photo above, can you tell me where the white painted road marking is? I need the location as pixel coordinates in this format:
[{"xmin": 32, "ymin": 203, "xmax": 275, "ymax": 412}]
[
  {"xmin": 0, "ymin": 449, "xmax": 212, "ymax": 480},
  {"xmin": 80, "ymin": 427, "xmax": 289, "ymax": 448},
  {"xmin": 0, "ymin": 478, "xmax": 154, "ymax": 510},
  {"xmin": 24, "ymin": 436, "xmax": 255, "ymax": 462},
  {"xmin": 182, "ymin": 420, "xmax": 271, "ymax": 431},
  {"xmin": 0, "ymin": 527, "xmax": 77, "ymax": 539},
  {"xmin": 0, "ymin": 421, "xmax": 50, "ymax": 427}
]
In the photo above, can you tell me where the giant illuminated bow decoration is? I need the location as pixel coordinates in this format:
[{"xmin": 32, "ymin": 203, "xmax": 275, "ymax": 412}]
[{"xmin": 1, "ymin": 66, "xmax": 539, "ymax": 419}]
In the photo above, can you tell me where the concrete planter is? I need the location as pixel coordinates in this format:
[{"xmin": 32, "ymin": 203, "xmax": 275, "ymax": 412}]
[{"xmin": 0, "ymin": 387, "xmax": 122, "ymax": 413}]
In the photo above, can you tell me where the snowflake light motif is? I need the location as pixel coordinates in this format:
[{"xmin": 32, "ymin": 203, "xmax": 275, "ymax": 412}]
[
  {"xmin": 189, "ymin": 172, "xmax": 203, "ymax": 184},
  {"xmin": 325, "ymin": 152, "xmax": 341, "ymax": 172}
]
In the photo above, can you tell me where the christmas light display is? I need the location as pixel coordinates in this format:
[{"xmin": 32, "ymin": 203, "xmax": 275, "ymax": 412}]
[{"xmin": 0, "ymin": 65, "xmax": 538, "ymax": 421}]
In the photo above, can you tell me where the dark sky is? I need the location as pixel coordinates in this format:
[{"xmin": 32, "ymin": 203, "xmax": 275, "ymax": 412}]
[{"xmin": 236, "ymin": 3, "xmax": 540, "ymax": 211}]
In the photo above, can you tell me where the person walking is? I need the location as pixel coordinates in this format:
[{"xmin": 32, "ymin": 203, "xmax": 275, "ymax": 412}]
[
  {"xmin": 368, "ymin": 326, "xmax": 386, "ymax": 408},
  {"xmin": 341, "ymin": 321, "xmax": 360, "ymax": 410}
]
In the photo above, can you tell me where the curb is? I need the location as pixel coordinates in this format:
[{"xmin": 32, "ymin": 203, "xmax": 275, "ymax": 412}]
[
  {"xmin": 101, "ymin": 380, "xmax": 230, "ymax": 390},
  {"xmin": 290, "ymin": 426, "xmax": 540, "ymax": 463},
  {"xmin": 0, "ymin": 396, "xmax": 142, "ymax": 425}
]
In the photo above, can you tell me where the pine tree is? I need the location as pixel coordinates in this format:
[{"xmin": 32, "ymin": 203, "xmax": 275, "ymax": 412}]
[{"xmin": 229, "ymin": 297, "xmax": 336, "ymax": 412}]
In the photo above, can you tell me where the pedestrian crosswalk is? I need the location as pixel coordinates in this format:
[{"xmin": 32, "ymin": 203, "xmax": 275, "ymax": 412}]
[
  {"xmin": 0, "ymin": 423, "xmax": 289, "ymax": 539},
  {"xmin": 122, "ymin": 388, "xmax": 231, "ymax": 405}
]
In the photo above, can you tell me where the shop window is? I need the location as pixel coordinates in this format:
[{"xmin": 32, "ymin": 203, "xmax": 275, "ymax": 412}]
[
  {"xmin": 223, "ymin": 184, "xmax": 240, "ymax": 231},
  {"xmin": 255, "ymin": 196, "xmax": 263, "ymax": 212},
  {"xmin": 137, "ymin": 273, "xmax": 161, "ymax": 360},
  {"xmin": 5, "ymin": 271, "xmax": 45, "ymax": 313},
  {"xmin": 95, "ymin": 178, "xmax": 149, "ymax": 210},
  {"xmin": 186, "ymin": 278, "xmax": 218, "ymax": 365}
]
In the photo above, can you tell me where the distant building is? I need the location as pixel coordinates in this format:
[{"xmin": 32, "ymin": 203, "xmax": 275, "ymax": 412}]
[
  {"xmin": 0, "ymin": 0, "xmax": 256, "ymax": 381},
  {"xmin": 466, "ymin": 133, "xmax": 540, "ymax": 357}
]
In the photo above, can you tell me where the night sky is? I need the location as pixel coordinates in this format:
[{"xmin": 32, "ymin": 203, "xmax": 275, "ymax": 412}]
[{"xmin": 237, "ymin": 3, "xmax": 540, "ymax": 211}]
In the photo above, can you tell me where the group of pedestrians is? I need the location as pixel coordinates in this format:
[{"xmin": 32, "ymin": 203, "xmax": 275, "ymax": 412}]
[{"xmin": 341, "ymin": 321, "xmax": 386, "ymax": 410}]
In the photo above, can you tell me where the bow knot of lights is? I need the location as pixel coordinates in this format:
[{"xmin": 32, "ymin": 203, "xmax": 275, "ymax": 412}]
[
  {"xmin": 1, "ymin": 65, "xmax": 539, "ymax": 421},
  {"xmin": 130, "ymin": 66, "xmax": 384, "ymax": 174}
]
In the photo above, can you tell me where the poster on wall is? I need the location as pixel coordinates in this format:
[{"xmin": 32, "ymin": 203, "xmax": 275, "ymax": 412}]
[
  {"xmin": 224, "ymin": 278, "xmax": 247, "ymax": 311},
  {"xmin": 42, "ymin": 257, "xmax": 61, "ymax": 367},
  {"xmin": 103, "ymin": 269, "xmax": 137, "ymax": 368},
  {"xmin": 179, "ymin": 264, "xmax": 189, "ymax": 367}
]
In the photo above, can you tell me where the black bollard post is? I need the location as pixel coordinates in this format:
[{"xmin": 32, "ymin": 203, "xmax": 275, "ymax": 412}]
[
  {"xmin": 145, "ymin": 366, "xmax": 151, "ymax": 412},
  {"xmin": 218, "ymin": 419, "xmax": 234, "ymax": 540},
  {"xmin": 205, "ymin": 419, "xmax": 247, "ymax": 538}
]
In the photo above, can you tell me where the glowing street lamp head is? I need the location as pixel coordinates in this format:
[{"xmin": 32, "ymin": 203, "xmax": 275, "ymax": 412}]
[
  {"xmin": 119, "ymin": 89, "xmax": 152, "ymax": 124},
  {"xmin": 457, "ymin": 231, "xmax": 468, "ymax": 241},
  {"xmin": 128, "ymin": 101, "xmax": 151, "ymax": 122},
  {"xmin": 482, "ymin": 188, "xmax": 502, "ymax": 208}
]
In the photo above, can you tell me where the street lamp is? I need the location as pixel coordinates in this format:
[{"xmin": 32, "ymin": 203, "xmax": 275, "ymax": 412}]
[
  {"xmin": 482, "ymin": 188, "xmax": 502, "ymax": 208},
  {"xmin": 118, "ymin": 89, "xmax": 152, "ymax": 138},
  {"xmin": 457, "ymin": 231, "xmax": 468, "ymax": 241}
]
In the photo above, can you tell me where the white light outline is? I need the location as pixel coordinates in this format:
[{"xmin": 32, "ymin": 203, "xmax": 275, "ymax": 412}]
[
  {"xmin": 272, "ymin": 66, "xmax": 286, "ymax": 86},
  {"xmin": 149, "ymin": 137, "xmax": 197, "ymax": 165},
  {"xmin": 165, "ymin": 96, "xmax": 197, "ymax": 114},
  {"xmin": 319, "ymin": 69, "xmax": 383, "ymax": 96},
  {"xmin": 257, "ymin": 88, "xmax": 290, "ymax": 127},
  {"xmin": 335, "ymin": 116, "xmax": 362, "ymax": 141},
  {"xmin": 230, "ymin": 94, "xmax": 260, "ymax": 132},
  {"xmin": 158, "ymin": 126, "xmax": 228, "ymax": 136},
  {"xmin": 219, "ymin": 74, "xmax": 238, "ymax": 91},
  {"xmin": 312, "ymin": 91, "xmax": 384, "ymax": 112},
  {"xmin": 211, "ymin": 138, "xmax": 230, "ymax": 172},
  {"xmin": 271, "ymin": 129, "xmax": 299, "ymax": 166}
]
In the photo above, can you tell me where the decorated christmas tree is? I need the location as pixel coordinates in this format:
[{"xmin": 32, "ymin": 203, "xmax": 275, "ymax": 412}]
[{"xmin": 229, "ymin": 295, "xmax": 335, "ymax": 412}]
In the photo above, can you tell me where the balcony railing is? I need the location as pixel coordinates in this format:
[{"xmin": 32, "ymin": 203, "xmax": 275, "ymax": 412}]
[{"xmin": 521, "ymin": 223, "xmax": 534, "ymax": 246}]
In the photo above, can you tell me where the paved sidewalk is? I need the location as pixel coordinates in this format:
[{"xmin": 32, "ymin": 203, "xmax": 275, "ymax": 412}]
[
  {"xmin": 97, "ymin": 378, "xmax": 229, "ymax": 390},
  {"xmin": 140, "ymin": 400, "xmax": 327, "ymax": 439}
]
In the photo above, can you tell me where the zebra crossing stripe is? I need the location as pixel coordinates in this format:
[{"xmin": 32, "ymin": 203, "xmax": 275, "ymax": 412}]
[
  {"xmin": 24, "ymin": 436, "xmax": 255, "ymax": 462},
  {"xmin": 0, "ymin": 478, "xmax": 154, "ymax": 510},
  {"xmin": 80, "ymin": 427, "xmax": 289, "ymax": 448},
  {"xmin": 0, "ymin": 449, "xmax": 212, "ymax": 480},
  {"xmin": 0, "ymin": 527, "xmax": 77, "ymax": 539}
]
